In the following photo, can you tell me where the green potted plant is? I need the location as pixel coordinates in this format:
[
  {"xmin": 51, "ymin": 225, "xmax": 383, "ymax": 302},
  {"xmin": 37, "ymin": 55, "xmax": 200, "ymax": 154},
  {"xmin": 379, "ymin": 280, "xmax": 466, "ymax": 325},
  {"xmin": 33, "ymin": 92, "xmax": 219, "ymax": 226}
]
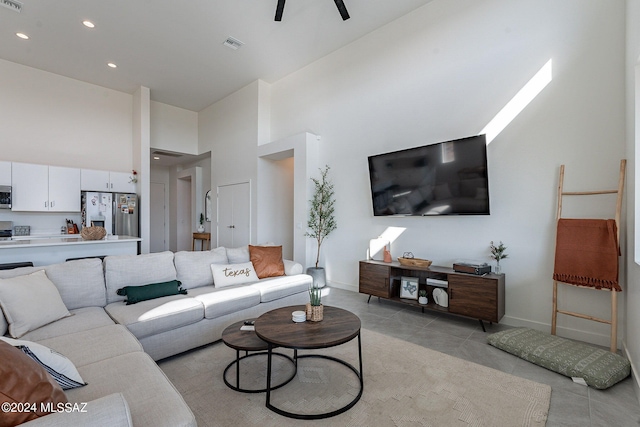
[
  {"xmin": 305, "ymin": 165, "xmax": 337, "ymax": 288},
  {"xmin": 418, "ymin": 289, "xmax": 428, "ymax": 305},
  {"xmin": 306, "ymin": 282, "xmax": 324, "ymax": 321},
  {"xmin": 490, "ymin": 241, "xmax": 508, "ymax": 274},
  {"xmin": 197, "ymin": 213, "xmax": 205, "ymax": 233}
]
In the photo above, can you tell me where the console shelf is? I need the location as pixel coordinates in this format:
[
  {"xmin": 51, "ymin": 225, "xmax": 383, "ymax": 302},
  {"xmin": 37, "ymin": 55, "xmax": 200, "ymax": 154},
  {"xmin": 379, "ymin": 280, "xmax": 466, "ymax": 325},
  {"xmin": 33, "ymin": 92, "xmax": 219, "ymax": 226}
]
[{"xmin": 359, "ymin": 260, "xmax": 505, "ymax": 330}]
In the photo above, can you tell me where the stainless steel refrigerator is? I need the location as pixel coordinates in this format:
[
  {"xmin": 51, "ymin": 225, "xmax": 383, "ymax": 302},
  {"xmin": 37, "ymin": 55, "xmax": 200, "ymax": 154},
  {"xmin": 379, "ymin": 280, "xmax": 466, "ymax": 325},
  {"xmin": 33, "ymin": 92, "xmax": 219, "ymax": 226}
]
[
  {"xmin": 113, "ymin": 193, "xmax": 139, "ymax": 237},
  {"xmin": 82, "ymin": 192, "xmax": 138, "ymax": 237}
]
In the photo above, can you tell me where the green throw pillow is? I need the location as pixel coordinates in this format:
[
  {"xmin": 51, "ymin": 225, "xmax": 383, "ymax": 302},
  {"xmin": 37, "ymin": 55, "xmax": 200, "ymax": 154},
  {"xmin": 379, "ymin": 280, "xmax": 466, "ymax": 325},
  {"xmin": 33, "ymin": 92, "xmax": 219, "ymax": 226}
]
[
  {"xmin": 116, "ymin": 280, "xmax": 187, "ymax": 305},
  {"xmin": 487, "ymin": 327, "xmax": 630, "ymax": 389}
]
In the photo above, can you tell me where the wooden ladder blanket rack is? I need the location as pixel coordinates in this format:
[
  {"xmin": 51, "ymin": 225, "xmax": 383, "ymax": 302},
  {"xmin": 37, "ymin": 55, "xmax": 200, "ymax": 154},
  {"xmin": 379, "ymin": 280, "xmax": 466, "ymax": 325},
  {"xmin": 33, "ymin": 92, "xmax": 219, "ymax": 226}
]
[{"xmin": 551, "ymin": 159, "xmax": 626, "ymax": 352}]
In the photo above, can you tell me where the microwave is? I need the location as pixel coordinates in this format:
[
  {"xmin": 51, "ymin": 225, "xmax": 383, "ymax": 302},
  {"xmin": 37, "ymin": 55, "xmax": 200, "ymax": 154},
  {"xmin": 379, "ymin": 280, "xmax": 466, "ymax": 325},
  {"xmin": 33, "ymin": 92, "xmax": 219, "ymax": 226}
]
[{"xmin": 0, "ymin": 186, "xmax": 11, "ymax": 209}]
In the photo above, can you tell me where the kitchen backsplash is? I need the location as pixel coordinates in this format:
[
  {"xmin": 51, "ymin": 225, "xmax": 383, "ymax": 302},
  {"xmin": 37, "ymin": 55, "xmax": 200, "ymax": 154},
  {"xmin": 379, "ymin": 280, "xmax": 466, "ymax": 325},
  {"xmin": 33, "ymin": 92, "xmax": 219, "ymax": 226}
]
[{"xmin": 0, "ymin": 211, "xmax": 81, "ymax": 236}]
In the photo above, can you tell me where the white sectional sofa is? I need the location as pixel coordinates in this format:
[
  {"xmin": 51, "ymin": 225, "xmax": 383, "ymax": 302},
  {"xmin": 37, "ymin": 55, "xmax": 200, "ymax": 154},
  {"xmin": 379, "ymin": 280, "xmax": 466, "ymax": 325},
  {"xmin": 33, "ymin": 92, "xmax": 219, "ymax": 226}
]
[{"xmin": 0, "ymin": 245, "xmax": 311, "ymax": 427}]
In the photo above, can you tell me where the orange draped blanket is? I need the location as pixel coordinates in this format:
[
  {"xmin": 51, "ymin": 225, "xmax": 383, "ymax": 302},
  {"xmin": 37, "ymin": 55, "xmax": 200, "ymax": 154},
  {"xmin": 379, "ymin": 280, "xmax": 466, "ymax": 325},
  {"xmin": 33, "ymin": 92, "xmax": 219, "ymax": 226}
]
[{"xmin": 553, "ymin": 218, "xmax": 621, "ymax": 292}]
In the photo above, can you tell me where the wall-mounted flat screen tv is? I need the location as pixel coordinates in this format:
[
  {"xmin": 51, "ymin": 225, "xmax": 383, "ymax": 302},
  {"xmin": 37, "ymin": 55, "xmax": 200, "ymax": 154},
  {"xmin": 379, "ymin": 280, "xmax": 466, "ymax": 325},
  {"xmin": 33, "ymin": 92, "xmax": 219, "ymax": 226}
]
[{"xmin": 368, "ymin": 134, "xmax": 489, "ymax": 216}]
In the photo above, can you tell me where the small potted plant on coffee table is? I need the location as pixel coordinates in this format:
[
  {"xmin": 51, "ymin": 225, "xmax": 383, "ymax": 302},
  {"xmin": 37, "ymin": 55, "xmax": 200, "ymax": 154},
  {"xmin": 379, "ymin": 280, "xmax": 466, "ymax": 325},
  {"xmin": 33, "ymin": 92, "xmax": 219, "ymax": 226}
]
[{"xmin": 306, "ymin": 282, "xmax": 323, "ymax": 322}]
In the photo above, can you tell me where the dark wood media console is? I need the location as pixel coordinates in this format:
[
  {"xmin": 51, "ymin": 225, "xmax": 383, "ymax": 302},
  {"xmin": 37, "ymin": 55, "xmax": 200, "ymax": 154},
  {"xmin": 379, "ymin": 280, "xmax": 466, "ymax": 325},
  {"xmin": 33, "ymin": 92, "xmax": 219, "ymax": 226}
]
[{"xmin": 359, "ymin": 260, "xmax": 505, "ymax": 330}]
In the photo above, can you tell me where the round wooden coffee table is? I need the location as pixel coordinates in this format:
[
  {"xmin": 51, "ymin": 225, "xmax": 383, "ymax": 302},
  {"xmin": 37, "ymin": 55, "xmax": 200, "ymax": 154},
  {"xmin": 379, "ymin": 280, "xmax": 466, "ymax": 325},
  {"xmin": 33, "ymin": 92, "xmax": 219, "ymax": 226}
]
[
  {"xmin": 254, "ymin": 306, "xmax": 363, "ymax": 420},
  {"xmin": 221, "ymin": 319, "xmax": 296, "ymax": 393}
]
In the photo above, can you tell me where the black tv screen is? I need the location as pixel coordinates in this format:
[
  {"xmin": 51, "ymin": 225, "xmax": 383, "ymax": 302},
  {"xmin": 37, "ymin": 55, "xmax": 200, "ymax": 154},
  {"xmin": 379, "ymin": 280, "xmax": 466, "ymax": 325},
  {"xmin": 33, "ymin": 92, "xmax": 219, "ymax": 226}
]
[{"xmin": 368, "ymin": 135, "xmax": 489, "ymax": 216}]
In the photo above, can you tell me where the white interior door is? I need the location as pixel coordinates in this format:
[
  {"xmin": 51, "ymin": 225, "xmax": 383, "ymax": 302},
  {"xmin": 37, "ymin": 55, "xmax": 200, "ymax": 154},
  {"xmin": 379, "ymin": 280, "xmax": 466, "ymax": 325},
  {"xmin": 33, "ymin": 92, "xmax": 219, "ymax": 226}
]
[
  {"xmin": 150, "ymin": 182, "xmax": 166, "ymax": 252},
  {"xmin": 217, "ymin": 182, "xmax": 250, "ymax": 248}
]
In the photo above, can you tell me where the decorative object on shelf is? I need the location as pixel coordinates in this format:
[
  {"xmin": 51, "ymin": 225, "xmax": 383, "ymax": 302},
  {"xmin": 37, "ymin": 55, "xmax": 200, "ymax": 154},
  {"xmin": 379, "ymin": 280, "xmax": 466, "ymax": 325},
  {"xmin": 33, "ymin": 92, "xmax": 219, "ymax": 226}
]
[
  {"xmin": 400, "ymin": 276, "xmax": 419, "ymax": 300},
  {"xmin": 368, "ymin": 237, "xmax": 390, "ymax": 261},
  {"xmin": 383, "ymin": 246, "xmax": 392, "ymax": 263},
  {"xmin": 306, "ymin": 282, "xmax": 323, "ymax": 322},
  {"xmin": 81, "ymin": 226, "xmax": 107, "ymax": 240},
  {"xmin": 490, "ymin": 241, "xmax": 508, "ymax": 274},
  {"xmin": 197, "ymin": 213, "xmax": 205, "ymax": 233},
  {"xmin": 305, "ymin": 165, "xmax": 336, "ymax": 287},
  {"xmin": 129, "ymin": 170, "xmax": 138, "ymax": 184},
  {"xmin": 397, "ymin": 253, "xmax": 432, "ymax": 268},
  {"xmin": 418, "ymin": 289, "xmax": 428, "ymax": 305},
  {"xmin": 433, "ymin": 288, "xmax": 449, "ymax": 307}
]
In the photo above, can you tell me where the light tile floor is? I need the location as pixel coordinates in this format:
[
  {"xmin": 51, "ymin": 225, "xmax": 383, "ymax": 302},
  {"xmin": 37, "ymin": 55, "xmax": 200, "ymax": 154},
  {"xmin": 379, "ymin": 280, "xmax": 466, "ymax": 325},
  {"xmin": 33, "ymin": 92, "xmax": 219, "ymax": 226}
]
[{"xmin": 322, "ymin": 287, "xmax": 640, "ymax": 427}]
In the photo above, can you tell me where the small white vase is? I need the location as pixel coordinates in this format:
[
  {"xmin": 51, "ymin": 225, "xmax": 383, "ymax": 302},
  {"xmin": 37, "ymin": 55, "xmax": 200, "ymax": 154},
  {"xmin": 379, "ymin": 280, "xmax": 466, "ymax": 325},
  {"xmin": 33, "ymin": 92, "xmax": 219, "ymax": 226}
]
[
  {"xmin": 197, "ymin": 225, "xmax": 205, "ymax": 233},
  {"xmin": 418, "ymin": 296, "xmax": 428, "ymax": 305}
]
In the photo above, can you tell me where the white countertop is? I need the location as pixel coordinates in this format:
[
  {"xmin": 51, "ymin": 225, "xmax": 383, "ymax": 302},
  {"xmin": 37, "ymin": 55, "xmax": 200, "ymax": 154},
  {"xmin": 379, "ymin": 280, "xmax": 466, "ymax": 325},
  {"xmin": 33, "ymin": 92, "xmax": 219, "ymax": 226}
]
[{"xmin": 0, "ymin": 235, "xmax": 141, "ymax": 249}]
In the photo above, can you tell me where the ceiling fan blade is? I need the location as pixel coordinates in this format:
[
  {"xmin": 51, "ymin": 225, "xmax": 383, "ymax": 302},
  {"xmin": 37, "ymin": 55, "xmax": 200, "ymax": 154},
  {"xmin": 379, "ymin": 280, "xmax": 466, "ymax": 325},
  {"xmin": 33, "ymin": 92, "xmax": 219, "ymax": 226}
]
[
  {"xmin": 275, "ymin": 0, "xmax": 286, "ymax": 21},
  {"xmin": 334, "ymin": 0, "xmax": 350, "ymax": 20}
]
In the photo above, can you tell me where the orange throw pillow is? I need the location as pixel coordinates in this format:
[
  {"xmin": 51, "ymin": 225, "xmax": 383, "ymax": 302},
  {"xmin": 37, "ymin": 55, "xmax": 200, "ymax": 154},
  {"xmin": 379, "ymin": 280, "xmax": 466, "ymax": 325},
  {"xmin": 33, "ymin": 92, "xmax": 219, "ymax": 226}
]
[
  {"xmin": 249, "ymin": 245, "xmax": 285, "ymax": 279},
  {"xmin": 0, "ymin": 340, "xmax": 68, "ymax": 426}
]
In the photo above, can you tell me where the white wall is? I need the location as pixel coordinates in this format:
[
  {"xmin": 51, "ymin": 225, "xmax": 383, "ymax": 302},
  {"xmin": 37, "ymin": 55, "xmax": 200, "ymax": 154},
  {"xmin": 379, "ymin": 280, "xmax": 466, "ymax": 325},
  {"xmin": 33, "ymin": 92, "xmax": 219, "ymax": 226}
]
[
  {"xmin": 150, "ymin": 101, "xmax": 198, "ymax": 154},
  {"xmin": 625, "ymin": 0, "xmax": 640, "ymax": 402},
  {"xmin": 269, "ymin": 0, "xmax": 627, "ymax": 347},
  {"xmin": 198, "ymin": 81, "xmax": 262, "ymax": 245},
  {"xmin": 0, "ymin": 58, "xmax": 133, "ymax": 172}
]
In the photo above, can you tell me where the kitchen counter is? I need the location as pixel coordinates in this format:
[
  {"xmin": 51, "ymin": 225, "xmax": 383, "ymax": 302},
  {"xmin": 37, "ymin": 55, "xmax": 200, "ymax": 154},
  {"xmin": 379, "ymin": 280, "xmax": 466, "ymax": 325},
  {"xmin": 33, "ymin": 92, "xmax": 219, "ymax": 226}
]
[{"xmin": 0, "ymin": 236, "xmax": 141, "ymax": 266}]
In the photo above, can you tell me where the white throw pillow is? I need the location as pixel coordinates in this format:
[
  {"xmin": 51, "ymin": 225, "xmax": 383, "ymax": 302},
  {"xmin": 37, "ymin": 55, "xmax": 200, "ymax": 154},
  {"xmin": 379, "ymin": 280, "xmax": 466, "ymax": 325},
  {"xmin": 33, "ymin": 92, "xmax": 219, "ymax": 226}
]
[
  {"xmin": 211, "ymin": 262, "xmax": 259, "ymax": 288},
  {"xmin": 226, "ymin": 246, "xmax": 250, "ymax": 264},
  {"xmin": 0, "ymin": 270, "xmax": 71, "ymax": 338},
  {"xmin": 0, "ymin": 336, "xmax": 86, "ymax": 390}
]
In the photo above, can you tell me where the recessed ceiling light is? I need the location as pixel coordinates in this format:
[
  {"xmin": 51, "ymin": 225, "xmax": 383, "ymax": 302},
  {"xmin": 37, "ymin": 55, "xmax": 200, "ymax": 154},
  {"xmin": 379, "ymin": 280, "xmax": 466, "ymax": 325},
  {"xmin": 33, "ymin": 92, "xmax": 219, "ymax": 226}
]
[
  {"xmin": 153, "ymin": 156, "xmax": 160, "ymax": 160},
  {"xmin": 15, "ymin": 32, "xmax": 28, "ymax": 39},
  {"xmin": 107, "ymin": 62, "xmax": 117, "ymax": 68},
  {"xmin": 82, "ymin": 20, "xmax": 95, "ymax": 28}
]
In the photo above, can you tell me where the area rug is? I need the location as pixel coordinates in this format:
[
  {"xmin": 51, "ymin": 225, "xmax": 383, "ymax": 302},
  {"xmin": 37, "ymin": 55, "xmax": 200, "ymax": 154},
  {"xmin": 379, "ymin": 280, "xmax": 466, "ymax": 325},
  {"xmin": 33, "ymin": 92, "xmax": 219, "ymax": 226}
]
[{"xmin": 159, "ymin": 329, "xmax": 551, "ymax": 426}]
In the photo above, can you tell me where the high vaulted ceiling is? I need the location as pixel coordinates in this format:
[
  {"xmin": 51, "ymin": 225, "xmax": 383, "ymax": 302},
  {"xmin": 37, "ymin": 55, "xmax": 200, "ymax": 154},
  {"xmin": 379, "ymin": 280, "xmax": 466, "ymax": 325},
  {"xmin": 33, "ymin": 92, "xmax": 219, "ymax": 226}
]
[{"xmin": 0, "ymin": 0, "xmax": 434, "ymax": 112}]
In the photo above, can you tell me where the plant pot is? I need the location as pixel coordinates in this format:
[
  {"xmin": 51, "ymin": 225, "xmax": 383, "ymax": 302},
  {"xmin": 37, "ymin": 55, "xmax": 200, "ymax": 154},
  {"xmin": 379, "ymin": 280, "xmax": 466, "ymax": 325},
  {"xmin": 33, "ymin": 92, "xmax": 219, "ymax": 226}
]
[
  {"xmin": 197, "ymin": 225, "xmax": 205, "ymax": 233},
  {"xmin": 418, "ymin": 296, "xmax": 428, "ymax": 305},
  {"xmin": 306, "ymin": 303, "xmax": 324, "ymax": 322},
  {"xmin": 306, "ymin": 267, "xmax": 326, "ymax": 288}
]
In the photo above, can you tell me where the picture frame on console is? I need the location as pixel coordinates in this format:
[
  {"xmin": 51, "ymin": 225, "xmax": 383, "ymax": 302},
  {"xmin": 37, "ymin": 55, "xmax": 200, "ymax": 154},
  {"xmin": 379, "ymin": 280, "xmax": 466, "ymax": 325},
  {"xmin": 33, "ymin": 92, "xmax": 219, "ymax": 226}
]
[{"xmin": 400, "ymin": 276, "xmax": 419, "ymax": 300}]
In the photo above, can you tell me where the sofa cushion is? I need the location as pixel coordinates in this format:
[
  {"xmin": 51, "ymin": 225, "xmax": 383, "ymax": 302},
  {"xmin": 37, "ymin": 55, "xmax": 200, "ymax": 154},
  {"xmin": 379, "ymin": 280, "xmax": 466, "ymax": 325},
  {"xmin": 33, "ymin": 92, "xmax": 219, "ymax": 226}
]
[
  {"xmin": 0, "ymin": 270, "xmax": 71, "ymax": 338},
  {"xmin": 0, "ymin": 258, "xmax": 106, "ymax": 310},
  {"xmin": 211, "ymin": 262, "xmax": 259, "ymax": 288},
  {"xmin": 226, "ymin": 245, "xmax": 250, "ymax": 263},
  {"xmin": 0, "ymin": 309, "xmax": 7, "ymax": 337},
  {"xmin": 117, "ymin": 280, "xmax": 187, "ymax": 305},
  {"xmin": 105, "ymin": 251, "xmax": 177, "ymax": 304},
  {"xmin": 190, "ymin": 285, "xmax": 261, "ymax": 320},
  {"xmin": 0, "ymin": 336, "xmax": 86, "ymax": 390},
  {"xmin": 65, "ymin": 352, "xmax": 196, "ymax": 427},
  {"xmin": 21, "ymin": 393, "xmax": 133, "ymax": 427},
  {"xmin": 0, "ymin": 340, "xmax": 68, "ymax": 426},
  {"xmin": 174, "ymin": 247, "xmax": 228, "ymax": 289},
  {"xmin": 250, "ymin": 274, "xmax": 312, "ymax": 303},
  {"xmin": 105, "ymin": 296, "xmax": 204, "ymax": 339},
  {"xmin": 283, "ymin": 259, "xmax": 304, "ymax": 276},
  {"xmin": 37, "ymin": 325, "xmax": 143, "ymax": 368},
  {"xmin": 43, "ymin": 258, "xmax": 107, "ymax": 309},
  {"xmin": 249, "ymin": 245, "xmax": 285, "ymax": 279},
  {"xmin": 21, "ymin": 307, "xmax": 115, "ymax": 342}
]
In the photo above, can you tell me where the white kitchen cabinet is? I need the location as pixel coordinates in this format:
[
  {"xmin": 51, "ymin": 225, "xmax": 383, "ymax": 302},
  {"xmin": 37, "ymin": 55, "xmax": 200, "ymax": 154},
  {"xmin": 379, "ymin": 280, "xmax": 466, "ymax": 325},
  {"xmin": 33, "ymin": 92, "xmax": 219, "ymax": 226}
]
[
  {"xmin": 0, "ymin": 161, "xmax": 11, "ymax": 186},
  {"xmin": 109, "ymin": 171, "xmax": 136, "ymax": 193},
  {"xmin": 12, "ymin": 162, "xmax": 80, "ymax": 212},
  {"xmin": 81, "ymin": 169, "xmax": 136, "ymax": 193},
  {"xmin": 81, "ymin": 169, "xmax": 110, "ymax": 191},
  {"xmin": 48, "ymin": 166, "xmax": 81, "ymax": 212}
]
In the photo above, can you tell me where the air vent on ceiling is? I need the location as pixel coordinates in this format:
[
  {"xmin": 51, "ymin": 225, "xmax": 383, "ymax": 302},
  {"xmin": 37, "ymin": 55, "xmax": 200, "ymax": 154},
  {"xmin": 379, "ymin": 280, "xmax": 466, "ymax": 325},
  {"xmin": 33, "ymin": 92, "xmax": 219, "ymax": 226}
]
[
  {"xmin": 1, "ymin": 0, "xmax": 22, "ymax": 13},
  {"xmin": 223, "ymin": 36, "xmax": 244, "ymax": 50},
  {"xmin": 152, "ymin": 150, "xmax": 183, "ymax": 158}
]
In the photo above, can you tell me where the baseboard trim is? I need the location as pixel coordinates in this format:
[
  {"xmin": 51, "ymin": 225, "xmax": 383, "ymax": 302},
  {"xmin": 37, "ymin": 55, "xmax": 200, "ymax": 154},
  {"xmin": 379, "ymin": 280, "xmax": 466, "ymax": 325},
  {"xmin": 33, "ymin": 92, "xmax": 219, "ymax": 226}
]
[
  {"xmin": 326, "ymin": 280, "xmax": 358, "ymax": 293},
  {"xmin": 499, "ymin": 315, "xmax": 622, "ymax": 349},
  {"xmin": 622, "ymin": 341, "xmax": 640, "ymax": 405}
]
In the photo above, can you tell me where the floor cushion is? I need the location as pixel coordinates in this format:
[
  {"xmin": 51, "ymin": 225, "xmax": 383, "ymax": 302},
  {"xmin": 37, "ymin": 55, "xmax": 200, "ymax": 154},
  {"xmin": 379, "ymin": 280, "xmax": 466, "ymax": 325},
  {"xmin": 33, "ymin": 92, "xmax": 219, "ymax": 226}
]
[{"xmin": 487, "ymin": 327, "xmax": 630, "ymax": 389}]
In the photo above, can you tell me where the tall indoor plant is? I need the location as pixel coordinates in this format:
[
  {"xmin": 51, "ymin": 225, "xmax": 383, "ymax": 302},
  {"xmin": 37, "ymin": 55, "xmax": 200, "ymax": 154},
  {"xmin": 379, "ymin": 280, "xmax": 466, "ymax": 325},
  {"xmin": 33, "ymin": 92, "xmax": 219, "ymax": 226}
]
[{"xmin": 305, "ymin": 165, "xmax": 337, "ymax": 288}]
